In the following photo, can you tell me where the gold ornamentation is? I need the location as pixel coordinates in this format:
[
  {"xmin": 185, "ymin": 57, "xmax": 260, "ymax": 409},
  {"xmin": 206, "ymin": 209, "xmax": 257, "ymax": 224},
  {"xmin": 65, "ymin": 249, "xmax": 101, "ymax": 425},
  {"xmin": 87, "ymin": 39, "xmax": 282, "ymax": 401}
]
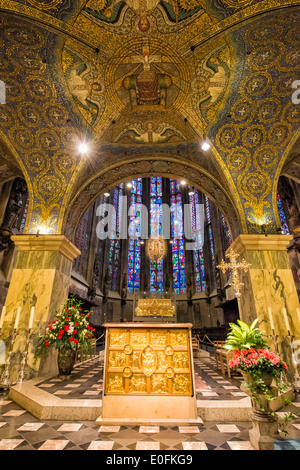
[
  {"xmin": 108, "ymin": 351, "xmax": 126, "ymax": 368},
  {"xmin": 105, "ymin": 327, "xmax": 193, "ymax": 396},
  {"xmin": 166, "ymin": 367, "xmax": 175, "ymax": 379},
  {"xmin": 217, "ymin": 248, "xmax": 251, "ymax": 298},
  {"xmin": 170, "ymin": 330, "xmax": 188, "ymax": 346},
  {"xmin": 220, "ymin": 0, "xmax": 255, "ymax": 8},
  {"xmin": 135, "ymin": 298, "xmax": 175, "ymax": 317},
  {"xmin": 124, "ymin": 344, "xmax": 133, "ymax": 355},
  {"xmin": 25, "ymin": 0, "xmax": 64, "ymax": 10},
  {"xmin": 123, "ymin": 366, "xmax": 133, "ymax": 378},
  {"xmin": 140, "ymin": 346, "xmax": 157, "ymax": 377},
  {"xmin": 146, "ymin": 236, "xmax": 167, "ymax": 262},
  {"xmin": 165, "ymin": 345, "xmax": 174, "ymax": 356}
]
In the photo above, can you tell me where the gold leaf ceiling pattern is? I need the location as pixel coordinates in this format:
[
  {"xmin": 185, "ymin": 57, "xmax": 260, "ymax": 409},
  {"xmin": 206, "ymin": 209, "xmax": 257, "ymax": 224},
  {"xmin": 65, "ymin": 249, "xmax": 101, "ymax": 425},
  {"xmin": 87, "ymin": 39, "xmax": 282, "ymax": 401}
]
[{"xmin": 0, "ymin": 0, "xmax": 300, "ymax": 237}]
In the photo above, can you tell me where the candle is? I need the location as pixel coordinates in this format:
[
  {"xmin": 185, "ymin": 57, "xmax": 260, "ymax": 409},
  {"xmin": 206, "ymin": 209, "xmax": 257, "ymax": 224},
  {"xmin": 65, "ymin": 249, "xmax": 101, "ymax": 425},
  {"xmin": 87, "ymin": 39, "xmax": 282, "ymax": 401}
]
[
  {"xmin": 14, "ymin": 307, "xmax": 21, "ymax": 329},
  {"xmin": 0, "ymin": 306, "xmax": 6, "ymax": 329},
  {"xmin": 268, "ymin": 307, "xmax": 275, "ymax": 331},
  {"xmin": 28, "ymin": 306, "xmax": 35, "ymax": 330},
  {"xmin": 282, "ymin": 308, "xmax": 290, "ymax": 333},
  {"xmin": 297, "ymin": 308, "xmax": 300, "ymax": 326}
]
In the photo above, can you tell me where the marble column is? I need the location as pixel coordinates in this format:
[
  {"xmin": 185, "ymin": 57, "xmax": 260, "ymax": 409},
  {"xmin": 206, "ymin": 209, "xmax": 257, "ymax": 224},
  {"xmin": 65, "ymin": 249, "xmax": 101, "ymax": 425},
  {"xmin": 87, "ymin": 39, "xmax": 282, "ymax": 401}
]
[
  {"xmin": 228, "ymin": 234, "xmax": 300, "ymax": 383},
  {"xmin": 0, "ymin": 235, "xmax": 80, "ymax": 383}
]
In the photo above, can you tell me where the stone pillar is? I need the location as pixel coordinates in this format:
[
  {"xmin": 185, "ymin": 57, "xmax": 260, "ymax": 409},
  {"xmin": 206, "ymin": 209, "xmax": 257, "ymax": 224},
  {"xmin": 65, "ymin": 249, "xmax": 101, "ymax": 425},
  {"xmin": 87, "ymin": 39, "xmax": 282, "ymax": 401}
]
[
  {"xmin": 228, "ymin": 234, "xmax": 300, "ymax": 382},
  {"xmin": 0, "ymin": 235, "xmax": 80, "ymax": 383}
]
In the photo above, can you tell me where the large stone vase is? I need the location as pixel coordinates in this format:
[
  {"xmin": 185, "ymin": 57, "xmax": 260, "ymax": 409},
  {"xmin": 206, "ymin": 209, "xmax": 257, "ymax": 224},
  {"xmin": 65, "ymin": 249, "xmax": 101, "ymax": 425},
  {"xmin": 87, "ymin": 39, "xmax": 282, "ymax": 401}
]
[
  {"xmin": 57, "ymin": 347, "xmax": 76, "ymax": 378},
  {"xmin": 240, "ymin": 371, "xmax": 279, "ymax": 450}
]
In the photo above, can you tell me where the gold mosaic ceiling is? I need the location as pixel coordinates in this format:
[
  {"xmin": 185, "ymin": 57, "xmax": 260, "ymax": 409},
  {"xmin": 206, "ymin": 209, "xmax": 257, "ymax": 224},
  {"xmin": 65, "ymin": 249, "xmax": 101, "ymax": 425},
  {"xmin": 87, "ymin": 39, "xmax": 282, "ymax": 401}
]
[{"xmin": 0, "ymin": 0, "xmax": 300, "ymax": 239}]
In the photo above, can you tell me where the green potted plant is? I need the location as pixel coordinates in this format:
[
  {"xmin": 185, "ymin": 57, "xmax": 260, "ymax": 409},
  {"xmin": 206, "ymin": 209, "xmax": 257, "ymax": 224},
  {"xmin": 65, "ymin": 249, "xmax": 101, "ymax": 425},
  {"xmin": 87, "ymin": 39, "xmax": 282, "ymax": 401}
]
[
  {"xmin": 224, "ymin": 319, "xmax": 289, "ymax": 390},
  {"xmin": 224, "ymin": 319, "xmax": 296, "ymax": 447},
  {"xmin": 35, "ymin": 296, "xmax": 95, "ymax": 377}
]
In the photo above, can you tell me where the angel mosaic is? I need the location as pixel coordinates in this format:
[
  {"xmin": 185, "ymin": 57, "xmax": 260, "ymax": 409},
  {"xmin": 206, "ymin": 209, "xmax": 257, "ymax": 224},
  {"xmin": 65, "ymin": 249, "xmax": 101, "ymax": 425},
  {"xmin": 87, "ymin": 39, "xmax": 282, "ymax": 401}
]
[{"xmin": 115, "ymin": 121, "xmax": 186, "ymax": 144}]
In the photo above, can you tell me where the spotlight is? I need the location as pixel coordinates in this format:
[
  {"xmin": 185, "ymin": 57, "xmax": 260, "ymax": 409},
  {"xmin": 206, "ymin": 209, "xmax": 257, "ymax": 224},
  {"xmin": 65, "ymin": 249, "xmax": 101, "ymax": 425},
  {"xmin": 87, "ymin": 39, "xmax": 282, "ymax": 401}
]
[
  {"xmin": 188, "ymin": 190, "xmax": 194, "ymax": 197},
  {"xmin": 78, "ymin": 142, "xmax": 89, "ymax": 154},
  {"xmin": 126, "ymin": 182, "xmax": 132, "ymax": 188},
  {"xmin": 181, "ymin": 180, "xmax": 186, "ymax": 185},
  {"xmin": 201, "ymin": 141, "xmax": 211, "ymax": 151},
  {"xmin": 104, "ymin": 192, "xmax": 110, "ymax": 198}
]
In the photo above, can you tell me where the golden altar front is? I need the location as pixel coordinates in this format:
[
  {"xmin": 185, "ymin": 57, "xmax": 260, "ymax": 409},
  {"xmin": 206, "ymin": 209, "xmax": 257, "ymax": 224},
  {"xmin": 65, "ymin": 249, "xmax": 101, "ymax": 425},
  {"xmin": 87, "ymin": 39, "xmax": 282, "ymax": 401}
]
[{"xmin": 96, "ymin": 323, "xmax": 200, "ymax": 426}]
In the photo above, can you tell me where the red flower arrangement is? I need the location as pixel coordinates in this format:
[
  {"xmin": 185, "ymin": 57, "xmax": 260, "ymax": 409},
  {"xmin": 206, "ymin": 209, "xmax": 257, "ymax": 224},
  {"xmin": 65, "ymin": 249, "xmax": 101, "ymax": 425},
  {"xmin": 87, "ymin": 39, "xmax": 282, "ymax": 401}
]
[{"xmin": 36, "ymin": 296, "xmax": 95, "ymax": 357}]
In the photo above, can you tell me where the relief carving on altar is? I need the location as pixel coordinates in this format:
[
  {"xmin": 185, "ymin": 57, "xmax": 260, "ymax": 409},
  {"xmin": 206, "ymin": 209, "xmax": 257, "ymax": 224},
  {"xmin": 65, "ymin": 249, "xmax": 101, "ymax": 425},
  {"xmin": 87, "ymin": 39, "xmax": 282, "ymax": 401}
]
[
  {"xmin": 105, "ymin": 327, "xmax": 193, "ymax": 396},
  {"xmin": 135, "ymin": 298, "xmax": 175, "ymax": 317}
]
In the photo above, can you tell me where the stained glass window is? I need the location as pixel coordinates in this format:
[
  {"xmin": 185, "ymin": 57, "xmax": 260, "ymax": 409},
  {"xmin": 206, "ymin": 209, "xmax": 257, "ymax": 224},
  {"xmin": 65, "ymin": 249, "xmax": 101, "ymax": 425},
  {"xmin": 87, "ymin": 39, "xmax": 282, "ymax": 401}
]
[
  {"xmin": 128, "ymin": 178, "xmax": 142, "ymax": 292},
  {"xmin": 205, "ymin": 195, "xmax": 216, "ymax": 288},
  {"xmin": 18, "ymin": 196, "xmax": 29, "ymax": 233},
  {"xmin": 73, "ymin": 210, "xmax": 89, "ymax": 274},
  {"xmin": 189, "ymin": 189, "xmax": 206, "ymax": 292},
  {"xmin": 170, "ymin": 179, "xmax": 186, "ymax": 294},
  {"xmin": 222, "ymin": 215, "xmax": 232, "ymax": 251},
  {"xmin": 150, "ymin": 177, "xmax": 164, "ymax": 292},
  {"xmin": 277, "ymin": 193, "xmax": 290, "ymax": 235},
  {"xmin": 108, "ymin": 183, "xmax": 124, "ymax": 291}
]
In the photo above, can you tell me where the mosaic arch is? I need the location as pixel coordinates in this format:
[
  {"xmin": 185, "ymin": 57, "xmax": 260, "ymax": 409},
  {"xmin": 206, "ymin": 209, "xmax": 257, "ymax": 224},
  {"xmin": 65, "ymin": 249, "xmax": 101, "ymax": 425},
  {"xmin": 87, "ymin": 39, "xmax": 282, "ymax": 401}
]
[{"xmin": 62, "ymin": 157, "xmax": 242, "ymax": 243}]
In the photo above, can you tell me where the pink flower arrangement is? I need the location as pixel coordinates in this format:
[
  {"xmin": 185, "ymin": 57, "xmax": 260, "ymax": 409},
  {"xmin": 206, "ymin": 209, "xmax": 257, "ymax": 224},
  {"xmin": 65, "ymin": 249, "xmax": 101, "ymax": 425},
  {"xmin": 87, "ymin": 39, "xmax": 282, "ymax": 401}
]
[{"xmin": 229, "ymin": 347, "xmax": 288, "ymax": 375}]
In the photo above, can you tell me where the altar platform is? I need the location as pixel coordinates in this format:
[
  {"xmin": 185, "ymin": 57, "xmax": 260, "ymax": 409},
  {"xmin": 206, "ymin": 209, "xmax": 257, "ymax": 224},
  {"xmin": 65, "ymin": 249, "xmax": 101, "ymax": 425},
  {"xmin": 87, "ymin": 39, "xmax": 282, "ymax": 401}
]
[{"xmin": 8, "ymin": 351, "xmax": 254, "ymax": 423}]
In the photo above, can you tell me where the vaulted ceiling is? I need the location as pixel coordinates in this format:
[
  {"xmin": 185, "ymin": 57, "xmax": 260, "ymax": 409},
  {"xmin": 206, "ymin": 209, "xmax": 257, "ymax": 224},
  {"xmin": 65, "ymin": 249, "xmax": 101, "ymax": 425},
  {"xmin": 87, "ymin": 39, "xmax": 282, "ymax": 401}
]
[{"xmin": 0, "ymin": 0, "xmax": 300, "ymax": 240}]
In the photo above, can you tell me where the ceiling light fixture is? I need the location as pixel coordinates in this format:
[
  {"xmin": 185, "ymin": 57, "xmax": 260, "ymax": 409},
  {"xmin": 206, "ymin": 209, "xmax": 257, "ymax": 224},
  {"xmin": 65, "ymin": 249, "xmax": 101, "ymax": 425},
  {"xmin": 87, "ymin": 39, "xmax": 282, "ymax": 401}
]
[
  {"xmin": 78, "ymin": 141, "xmax": 89, "ymax": 154},
  {"xmin": 201, "ymin": 135, "xmax": 211, "ymax": 151}
]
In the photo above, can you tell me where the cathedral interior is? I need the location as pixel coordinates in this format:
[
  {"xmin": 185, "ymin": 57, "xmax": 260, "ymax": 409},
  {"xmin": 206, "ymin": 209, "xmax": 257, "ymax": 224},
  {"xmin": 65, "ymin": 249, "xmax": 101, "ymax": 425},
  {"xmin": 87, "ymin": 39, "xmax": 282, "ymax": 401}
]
[{"xmin": 1, "ymin": 0, "xmax": 300, "ymax": 452}]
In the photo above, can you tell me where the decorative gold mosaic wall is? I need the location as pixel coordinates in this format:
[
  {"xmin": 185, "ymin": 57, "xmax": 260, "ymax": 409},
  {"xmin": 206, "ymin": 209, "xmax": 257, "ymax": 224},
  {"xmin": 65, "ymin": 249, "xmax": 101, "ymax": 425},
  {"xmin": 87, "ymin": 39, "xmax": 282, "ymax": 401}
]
[{"xmin": 105, "ymin": 327, "xmax": 193, "ymax": 396}]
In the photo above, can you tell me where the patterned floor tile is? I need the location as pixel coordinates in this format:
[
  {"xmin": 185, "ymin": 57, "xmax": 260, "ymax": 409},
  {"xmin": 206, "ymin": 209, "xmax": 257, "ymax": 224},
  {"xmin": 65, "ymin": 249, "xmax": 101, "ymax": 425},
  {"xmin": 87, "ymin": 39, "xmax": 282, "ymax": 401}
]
[
  {"xmin": 57, "ymin": 423, "xmax": 83, "ymax": 432},
  {"xmin": 2, "ymin": 410, "xmax": 27, "ymax": 417},
  {"xmin": 182, "ymin": 441, "xmax": 208, "ymax": 450},
  {"xmin": 87, "ymin": 441, "xmax": 114, "ymax": 450},
  {"xmin": 178, "ymin": 426, "xmax": 200, "ymax": 434},
  {"xmin": 216, "ymin": 424, "xmax": 240, "ymax": 433},
  {"xmin": 136, "ymin": 441, "xmax": 160, "ymax": 450},
  {"xmin": 227, "ymin": 441, "xmax": 253, "ymax": 450},
  {"xmin": 17, "ymin": 423, "xmax": 45, "ymax": 432},
  {"xmin": 99, "ymin": 426, "xmax": 121, "ymax": 433},
  {"xmin": 0, "ymin": 439, "xmax": 24, "ymax": 450},
  {"xmin": 139, "ymin": 426, "xmax": 160, "ymax": 434},
  {"xmin": 38, "ymin": 440, "xmax": 69, "ymax": 450}
]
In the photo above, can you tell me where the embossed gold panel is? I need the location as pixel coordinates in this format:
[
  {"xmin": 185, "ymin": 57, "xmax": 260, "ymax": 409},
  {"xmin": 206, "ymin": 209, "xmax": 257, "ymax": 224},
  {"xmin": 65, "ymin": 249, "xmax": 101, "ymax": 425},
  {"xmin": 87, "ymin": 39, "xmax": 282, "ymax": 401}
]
[
  {"xmin": 105, "ymin": 326, "xmax": 193, "ymax": 396},
  {"xmin": 135, "ymin": 298, "xmax": 175, "ymax": 317}
]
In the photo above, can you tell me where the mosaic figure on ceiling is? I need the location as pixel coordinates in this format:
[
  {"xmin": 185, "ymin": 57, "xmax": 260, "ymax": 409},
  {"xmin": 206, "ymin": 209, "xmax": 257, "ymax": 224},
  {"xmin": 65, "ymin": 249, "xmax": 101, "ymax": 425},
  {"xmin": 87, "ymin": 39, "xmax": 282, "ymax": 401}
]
[
  {"xmin": 84, "ymin": 0, "xmax": 204, "ymax": 33},
  {"xmin": 115, "ymin": 121, "xmax": 185, "ymax": 144},
  {"xmin": 122, "ymin": 45, "xmax": 172, "ymax": 110}
]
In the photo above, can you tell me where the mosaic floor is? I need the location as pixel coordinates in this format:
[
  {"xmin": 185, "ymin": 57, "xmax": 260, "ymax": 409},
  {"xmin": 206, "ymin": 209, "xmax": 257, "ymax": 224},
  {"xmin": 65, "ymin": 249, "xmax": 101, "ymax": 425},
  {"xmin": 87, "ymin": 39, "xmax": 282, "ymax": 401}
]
[{"xmin": 0, "ymin": 352, "xmax": 300, "ymax": 450}]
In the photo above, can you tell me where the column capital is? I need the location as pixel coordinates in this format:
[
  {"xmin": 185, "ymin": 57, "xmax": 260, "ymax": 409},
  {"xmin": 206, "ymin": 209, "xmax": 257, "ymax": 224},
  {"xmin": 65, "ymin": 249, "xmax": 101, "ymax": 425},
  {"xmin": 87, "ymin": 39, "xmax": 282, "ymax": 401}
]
[
  {"xmin": 11, "ymin": 234, "xmax": 81, "ymax": 262},
  {"xmin": 227, "ymin": 234, "xmax": 293, "ymax": 257}
]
